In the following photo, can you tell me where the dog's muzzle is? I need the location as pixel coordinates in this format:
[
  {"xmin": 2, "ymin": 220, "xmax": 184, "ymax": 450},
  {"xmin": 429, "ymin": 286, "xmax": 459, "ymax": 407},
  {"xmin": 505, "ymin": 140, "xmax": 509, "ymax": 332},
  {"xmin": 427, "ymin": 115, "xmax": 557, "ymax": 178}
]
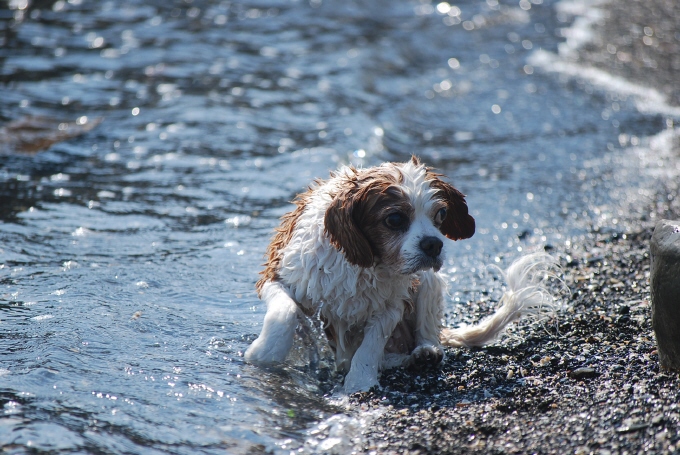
[
  {"xmin": 419, "ymin": 236, "xmax": 443, "ymax": 258},
  {"xmin": 402, "ymin": 236, "xmax": 444, "ymax": 274}
]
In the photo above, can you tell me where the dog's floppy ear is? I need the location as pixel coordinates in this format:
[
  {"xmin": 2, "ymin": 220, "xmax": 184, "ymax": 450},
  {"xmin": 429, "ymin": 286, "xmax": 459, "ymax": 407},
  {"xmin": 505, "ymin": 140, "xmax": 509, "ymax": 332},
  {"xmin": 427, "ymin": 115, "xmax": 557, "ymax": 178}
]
[
  {"xmin": 430, "ymin": 178, "xmax": 475, "ymax": 241},
  {"xmin": 324, "ymin": 185, "xmax": 375, "ymax": 268}
]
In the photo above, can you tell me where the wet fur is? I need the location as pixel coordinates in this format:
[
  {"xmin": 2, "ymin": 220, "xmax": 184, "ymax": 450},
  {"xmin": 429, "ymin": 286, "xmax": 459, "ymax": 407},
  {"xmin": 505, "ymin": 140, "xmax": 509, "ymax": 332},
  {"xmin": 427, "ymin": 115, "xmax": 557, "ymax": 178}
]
[{"xmin": 245, "ymin": 157, "xmax": 559, "ymax": 392}]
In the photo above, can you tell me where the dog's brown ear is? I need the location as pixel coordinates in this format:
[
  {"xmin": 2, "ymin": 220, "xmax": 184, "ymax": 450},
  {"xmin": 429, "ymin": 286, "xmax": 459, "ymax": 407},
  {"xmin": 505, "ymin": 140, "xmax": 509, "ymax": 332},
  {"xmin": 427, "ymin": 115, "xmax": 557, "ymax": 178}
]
[
  {"xmin": 324, "ymin": 186, "xmax": 375, "ymax": 268},
  {"xmin": 430, "ymin": 178, "xmax": 475, "ymax": 241}
]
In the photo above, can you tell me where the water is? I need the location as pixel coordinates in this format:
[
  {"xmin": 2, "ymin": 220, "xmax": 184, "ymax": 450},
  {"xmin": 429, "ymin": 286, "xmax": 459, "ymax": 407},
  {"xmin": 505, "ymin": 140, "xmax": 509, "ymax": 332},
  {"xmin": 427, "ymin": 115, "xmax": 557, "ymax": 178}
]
[{"xmin": 1, "ymin": 0, "xmax": 678, "ymax": 453}]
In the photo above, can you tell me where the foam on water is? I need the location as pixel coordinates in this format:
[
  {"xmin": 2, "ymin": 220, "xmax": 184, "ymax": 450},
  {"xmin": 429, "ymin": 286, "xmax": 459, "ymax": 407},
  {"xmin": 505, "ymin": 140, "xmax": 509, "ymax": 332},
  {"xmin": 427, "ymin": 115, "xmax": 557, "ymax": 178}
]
[
  {"xmin": 529, "ymin": 0, "xmax": 680, "ymax": 118},
  {"xmin": 272, "ymin": 397, "xmax": 384, "ymax": 455},
  {"xmin": 529, "ymin": 50, "xmax": 680, "ymax": 118}
]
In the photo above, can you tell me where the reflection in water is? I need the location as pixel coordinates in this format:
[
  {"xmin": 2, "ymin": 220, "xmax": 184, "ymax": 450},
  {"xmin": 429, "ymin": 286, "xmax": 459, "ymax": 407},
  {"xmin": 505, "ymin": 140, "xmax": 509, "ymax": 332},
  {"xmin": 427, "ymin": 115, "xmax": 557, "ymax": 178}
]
[{"xmin": 0, "ymin": 0, "xmax": 672, "ymax": 452}]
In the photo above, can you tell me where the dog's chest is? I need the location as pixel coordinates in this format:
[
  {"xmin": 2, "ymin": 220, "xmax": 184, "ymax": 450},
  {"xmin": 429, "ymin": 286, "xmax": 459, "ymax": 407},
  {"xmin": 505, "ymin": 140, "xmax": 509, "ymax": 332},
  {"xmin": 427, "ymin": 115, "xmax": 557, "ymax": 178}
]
[{"xmin": 277, "ymin": 198, "xmax": 411, "ymax": 323}]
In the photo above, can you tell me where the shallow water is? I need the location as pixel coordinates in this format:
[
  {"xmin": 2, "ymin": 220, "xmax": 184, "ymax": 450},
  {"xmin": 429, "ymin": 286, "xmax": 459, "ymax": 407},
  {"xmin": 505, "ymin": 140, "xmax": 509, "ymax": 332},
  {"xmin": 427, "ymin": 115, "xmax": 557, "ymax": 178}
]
[{"xmin": 0, "ymin": 0, "xmax": 676, "ymax": 453}]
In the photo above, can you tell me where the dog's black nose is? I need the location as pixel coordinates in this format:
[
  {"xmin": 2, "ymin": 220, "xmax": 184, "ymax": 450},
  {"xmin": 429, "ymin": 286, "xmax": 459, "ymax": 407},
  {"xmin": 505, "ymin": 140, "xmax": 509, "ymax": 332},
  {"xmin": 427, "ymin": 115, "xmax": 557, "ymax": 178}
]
[{"xmin": 419, "ymin": 236, "xmax": 443, "ymax": 258}]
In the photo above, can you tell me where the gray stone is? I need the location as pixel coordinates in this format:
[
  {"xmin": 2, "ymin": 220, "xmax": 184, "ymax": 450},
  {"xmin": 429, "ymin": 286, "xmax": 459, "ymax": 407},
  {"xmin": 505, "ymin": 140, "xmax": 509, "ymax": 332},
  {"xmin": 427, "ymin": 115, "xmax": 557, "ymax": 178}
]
[{"xmin": 650, "ymin": 219, "xmax": 680, "ymax": 372}]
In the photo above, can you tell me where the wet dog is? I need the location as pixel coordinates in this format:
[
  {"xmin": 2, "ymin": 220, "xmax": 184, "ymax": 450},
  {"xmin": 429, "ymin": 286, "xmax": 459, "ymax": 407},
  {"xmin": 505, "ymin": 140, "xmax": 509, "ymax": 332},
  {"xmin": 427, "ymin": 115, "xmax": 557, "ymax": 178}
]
[{"xmin": 245, "ymin": 157, "xmax": 559, "ymax": 392}]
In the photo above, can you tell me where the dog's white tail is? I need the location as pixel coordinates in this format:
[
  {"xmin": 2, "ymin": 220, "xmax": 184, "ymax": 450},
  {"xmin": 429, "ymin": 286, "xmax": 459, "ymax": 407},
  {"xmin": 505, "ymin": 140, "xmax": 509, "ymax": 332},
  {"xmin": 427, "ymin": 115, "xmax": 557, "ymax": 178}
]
[{"xmin": 440, "ymin": 252, "xmax": 563, "ymax": 348}]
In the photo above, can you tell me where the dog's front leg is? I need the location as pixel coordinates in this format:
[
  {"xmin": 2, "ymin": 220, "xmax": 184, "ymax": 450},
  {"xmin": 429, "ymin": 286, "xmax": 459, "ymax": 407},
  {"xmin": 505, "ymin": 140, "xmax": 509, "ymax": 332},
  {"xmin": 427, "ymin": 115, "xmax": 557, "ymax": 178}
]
[
  {"xmin": 244, "ymin": 281, "xmax": 300, "ymax": 365},
  {"xmin": 409, "ymin": 270, "xmax": 446, "ymax": 366},
  {"xmin": 343, "ymin": 305, "xmax": 403, "ymax": 393}
]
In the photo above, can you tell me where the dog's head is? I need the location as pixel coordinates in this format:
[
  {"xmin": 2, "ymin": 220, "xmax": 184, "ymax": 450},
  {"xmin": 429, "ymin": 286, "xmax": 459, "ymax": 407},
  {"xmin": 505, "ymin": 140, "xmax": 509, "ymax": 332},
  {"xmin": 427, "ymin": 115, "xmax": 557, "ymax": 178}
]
[{"xmin": 324, "ymin": 156, "xmax": 475, "ymax": 274}]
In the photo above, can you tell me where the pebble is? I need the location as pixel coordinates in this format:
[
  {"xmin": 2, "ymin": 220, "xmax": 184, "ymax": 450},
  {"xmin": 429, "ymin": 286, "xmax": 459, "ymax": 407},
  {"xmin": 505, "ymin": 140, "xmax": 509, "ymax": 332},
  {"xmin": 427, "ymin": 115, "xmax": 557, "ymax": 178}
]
[{"xmin": 569, "ymin": 367, "xmax": 598, "ymax": 380}]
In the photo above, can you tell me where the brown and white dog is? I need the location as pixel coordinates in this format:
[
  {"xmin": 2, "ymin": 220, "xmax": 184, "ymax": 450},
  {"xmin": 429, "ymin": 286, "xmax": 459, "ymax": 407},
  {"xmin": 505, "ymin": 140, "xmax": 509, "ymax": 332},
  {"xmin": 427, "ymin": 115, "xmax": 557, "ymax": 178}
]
[{"xmin": 245, "ymin": 157, "xmax": 559, "ymax": 392}]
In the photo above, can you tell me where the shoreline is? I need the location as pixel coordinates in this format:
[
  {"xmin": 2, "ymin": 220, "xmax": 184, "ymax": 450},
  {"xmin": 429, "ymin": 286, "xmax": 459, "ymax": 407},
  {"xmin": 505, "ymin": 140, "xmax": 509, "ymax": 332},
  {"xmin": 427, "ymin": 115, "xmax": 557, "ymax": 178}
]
[
  {"xmin": 529, "ymin": 0, "xmax": 680, "ymax": 117},
  {"xmin": 575, "ymin": 0, "xmax": 680, "ymax": 108}
]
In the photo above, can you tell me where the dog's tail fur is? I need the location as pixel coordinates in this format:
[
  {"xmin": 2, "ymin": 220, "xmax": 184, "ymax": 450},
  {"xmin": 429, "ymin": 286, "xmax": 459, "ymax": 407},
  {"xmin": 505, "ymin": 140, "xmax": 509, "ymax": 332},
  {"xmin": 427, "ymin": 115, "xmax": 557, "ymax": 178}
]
[{"xmin": 440, "ymin": 252, "xmax": 563, "ymax": 348}]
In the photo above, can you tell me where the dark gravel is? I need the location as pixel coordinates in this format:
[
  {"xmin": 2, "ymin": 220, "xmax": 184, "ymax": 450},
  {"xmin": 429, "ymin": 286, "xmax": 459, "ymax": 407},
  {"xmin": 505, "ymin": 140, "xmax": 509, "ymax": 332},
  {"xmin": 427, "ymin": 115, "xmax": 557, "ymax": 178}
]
[{"xmin": 351, "ymin": 225, "xmax": 680, "ymax": 454}]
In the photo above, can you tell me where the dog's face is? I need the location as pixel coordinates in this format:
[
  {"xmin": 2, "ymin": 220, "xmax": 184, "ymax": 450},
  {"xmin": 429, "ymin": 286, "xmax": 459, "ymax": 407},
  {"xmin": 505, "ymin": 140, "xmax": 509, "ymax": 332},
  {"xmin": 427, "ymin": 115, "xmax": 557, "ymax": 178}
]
[{"xmin": 324, "ymin": 157, "xmax": 475, "ymax": 274}]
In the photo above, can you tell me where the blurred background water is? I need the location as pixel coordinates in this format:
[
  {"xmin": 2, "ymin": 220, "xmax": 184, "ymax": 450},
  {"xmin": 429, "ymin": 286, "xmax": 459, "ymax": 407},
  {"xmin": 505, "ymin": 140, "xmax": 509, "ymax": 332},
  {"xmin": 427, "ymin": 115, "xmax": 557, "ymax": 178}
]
[{"xmin": 0, "ymin": 0, "xmax": 678, "ymax": 453}]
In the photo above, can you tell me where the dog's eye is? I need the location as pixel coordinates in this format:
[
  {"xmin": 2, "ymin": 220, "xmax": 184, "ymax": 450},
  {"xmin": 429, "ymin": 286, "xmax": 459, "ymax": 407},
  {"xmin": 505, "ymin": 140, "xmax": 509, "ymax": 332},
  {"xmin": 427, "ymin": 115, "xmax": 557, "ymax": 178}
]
[
  {"xmin": 385, "ymin": 213, "xmax": 409, "ymax": 230},
  {"xmin": 435, "ymin": 207, "xmax": 447, "ymax": 225}
]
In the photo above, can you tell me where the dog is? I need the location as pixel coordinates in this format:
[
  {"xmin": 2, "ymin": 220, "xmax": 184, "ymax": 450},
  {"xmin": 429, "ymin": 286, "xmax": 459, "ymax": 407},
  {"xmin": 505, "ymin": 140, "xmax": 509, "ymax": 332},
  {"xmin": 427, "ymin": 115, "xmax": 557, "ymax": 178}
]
[{"xmin": 244, "ymin": 157, "xmax": 560, "ymax": 392}]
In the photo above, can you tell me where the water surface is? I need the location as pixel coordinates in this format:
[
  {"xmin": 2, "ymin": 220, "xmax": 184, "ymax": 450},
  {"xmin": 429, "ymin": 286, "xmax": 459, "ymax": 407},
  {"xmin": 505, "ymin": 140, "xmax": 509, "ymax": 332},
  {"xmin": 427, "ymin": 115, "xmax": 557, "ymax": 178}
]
[{"xmin": 0, "ymin": 0, "xmax": 675, "ymax": 452}]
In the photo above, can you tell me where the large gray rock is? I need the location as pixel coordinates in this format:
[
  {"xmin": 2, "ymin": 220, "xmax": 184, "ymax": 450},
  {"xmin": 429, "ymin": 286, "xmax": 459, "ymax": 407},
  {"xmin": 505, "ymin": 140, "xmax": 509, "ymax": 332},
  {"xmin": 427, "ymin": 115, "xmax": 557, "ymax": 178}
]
[{"xmin": 650, "ymin": 219, "xmax": 680, "ymax": 372}]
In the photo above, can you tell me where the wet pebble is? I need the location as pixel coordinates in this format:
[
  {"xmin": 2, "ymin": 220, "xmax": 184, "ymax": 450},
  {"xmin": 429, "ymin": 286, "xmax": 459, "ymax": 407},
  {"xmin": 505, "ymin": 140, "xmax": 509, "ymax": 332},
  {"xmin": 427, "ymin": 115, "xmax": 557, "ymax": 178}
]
[{"xmin": 569, "ymin": 367, "xmax": 598, "ymax": 380}]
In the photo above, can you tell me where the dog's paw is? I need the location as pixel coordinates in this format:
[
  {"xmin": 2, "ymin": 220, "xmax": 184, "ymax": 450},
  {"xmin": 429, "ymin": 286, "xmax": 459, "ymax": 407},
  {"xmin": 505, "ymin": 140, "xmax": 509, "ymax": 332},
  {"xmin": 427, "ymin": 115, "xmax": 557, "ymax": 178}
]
[
  {"xmin": 244, "ymin": 338, "xmax": 286, "ymax": 365},
  {"xmin": 343, "ymin": 375, "xmax": 379, "ymax": 394},
  {"xmin": 409, "ymin": 345, "xmax": 444, "ymax": 367},
  {"xmin": 343, "ymin": 369, "xmax": 379, "ymax": 394}
]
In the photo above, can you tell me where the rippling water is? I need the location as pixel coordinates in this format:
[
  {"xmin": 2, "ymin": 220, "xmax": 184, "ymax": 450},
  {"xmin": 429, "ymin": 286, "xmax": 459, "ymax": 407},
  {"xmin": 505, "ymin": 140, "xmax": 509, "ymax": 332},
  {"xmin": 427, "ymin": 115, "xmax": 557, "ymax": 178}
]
[{"xmin": 0, "ymin": 0, "xmax": 676, "ymax": 452}]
